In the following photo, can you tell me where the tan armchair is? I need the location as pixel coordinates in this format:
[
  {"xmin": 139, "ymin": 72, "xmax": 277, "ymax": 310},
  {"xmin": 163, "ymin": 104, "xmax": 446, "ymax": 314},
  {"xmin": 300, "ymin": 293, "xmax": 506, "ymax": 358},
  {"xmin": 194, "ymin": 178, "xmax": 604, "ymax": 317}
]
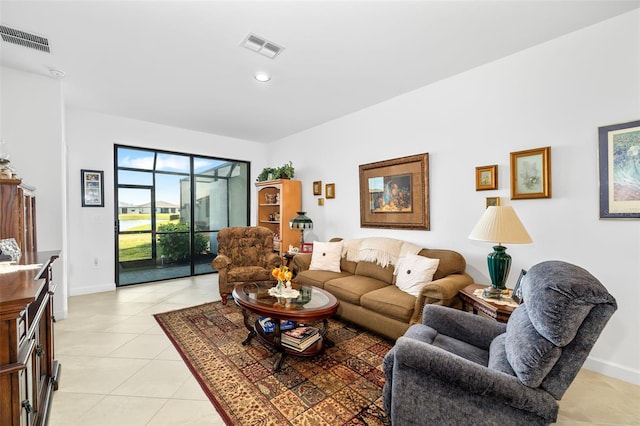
[{"xmin": 211, "ymin": 226, "xmax": 282, "ymax": 304}]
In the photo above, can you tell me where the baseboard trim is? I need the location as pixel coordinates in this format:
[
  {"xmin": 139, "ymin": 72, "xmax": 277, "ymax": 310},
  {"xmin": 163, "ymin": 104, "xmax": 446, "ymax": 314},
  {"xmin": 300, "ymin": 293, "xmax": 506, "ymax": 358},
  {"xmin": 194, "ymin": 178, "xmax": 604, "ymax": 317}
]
[
  {"xmin": 70, "ymin": 282, "xmax": 115, "ymax": 296},
  {"xmin": 583, "ymin": 356, "xmax": 640, "ymax": 386}
]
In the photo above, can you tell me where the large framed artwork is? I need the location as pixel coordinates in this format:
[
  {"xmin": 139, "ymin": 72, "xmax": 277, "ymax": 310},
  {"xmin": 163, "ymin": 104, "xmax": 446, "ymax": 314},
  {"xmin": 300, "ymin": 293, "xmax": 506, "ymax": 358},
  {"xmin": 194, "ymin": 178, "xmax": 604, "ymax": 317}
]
[
  {"xmin": 81, "ymin": 169, "xmax": 104, "ymax": 207},
  {"xmin": 359, "ymin": 153, "xmax": 429, "ymax": 230},
  {"xmin": 599, "ymin": 119, "xmax": 640, "ymax": 219},
  {"xmin": 510, "ymin": 146, "xmax": 551, "ymax": 200}
]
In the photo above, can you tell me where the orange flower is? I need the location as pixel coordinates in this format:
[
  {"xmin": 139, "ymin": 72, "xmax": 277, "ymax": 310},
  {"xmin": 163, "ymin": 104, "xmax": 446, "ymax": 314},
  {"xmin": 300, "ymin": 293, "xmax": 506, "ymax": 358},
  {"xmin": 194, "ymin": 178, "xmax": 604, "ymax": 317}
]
[{"xmin": 272, "ymin": 265, "xmax": 292, "ymax": 282}]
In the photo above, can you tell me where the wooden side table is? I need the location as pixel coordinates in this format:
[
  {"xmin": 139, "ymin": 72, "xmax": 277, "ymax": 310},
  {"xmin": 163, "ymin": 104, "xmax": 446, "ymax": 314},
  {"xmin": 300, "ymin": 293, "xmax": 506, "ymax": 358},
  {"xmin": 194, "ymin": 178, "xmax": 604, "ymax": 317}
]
[
  {"xmin": 459, "ymin": 284, "xmax": 517, "ymax": 323},
  {"xmin": 283, "ymin": 252, "xmax": 296, "ymax": 268}
]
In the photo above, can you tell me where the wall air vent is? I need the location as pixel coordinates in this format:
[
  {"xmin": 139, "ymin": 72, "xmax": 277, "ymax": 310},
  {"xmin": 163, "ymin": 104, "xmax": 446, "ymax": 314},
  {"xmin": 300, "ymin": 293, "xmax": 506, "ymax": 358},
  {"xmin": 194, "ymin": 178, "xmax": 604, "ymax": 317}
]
[
  {"xmin": 0, "ymin": 25, "xmax": 50, "ymax": 53},
  {"xmin": 240, "ymin": 33, "xmax": 283, "ymax": 59}
]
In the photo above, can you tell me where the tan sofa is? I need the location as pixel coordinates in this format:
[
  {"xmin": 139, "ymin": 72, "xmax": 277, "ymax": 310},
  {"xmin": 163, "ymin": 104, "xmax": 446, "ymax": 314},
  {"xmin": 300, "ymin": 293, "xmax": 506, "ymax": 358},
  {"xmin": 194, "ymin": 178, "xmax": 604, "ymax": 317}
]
[{"xmin": 292, "ymin": 238, "xmax": 473, "ymax": 340}]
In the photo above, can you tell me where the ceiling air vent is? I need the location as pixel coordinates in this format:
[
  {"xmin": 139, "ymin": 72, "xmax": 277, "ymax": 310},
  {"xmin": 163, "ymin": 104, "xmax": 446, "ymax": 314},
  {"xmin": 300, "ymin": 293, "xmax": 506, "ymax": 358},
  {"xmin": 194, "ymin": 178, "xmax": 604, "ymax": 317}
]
[
  {"xmin": 240, "ymin": 33, "xmax": 283, "ymax": 59},
  {"xmin": 0, "ymin": 25, "xmax": 50, "ymax": 53}
]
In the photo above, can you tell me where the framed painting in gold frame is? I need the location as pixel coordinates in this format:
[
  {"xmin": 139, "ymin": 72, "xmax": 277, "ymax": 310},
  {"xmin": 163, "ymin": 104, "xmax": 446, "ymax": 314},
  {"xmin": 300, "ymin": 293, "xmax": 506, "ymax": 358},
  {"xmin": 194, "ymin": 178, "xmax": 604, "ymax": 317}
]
[
  {"xmin": 510, "ymin": 147, "xmax": 551, "ymax": 199},
  {"xmin": 326, "ymin": 183, "xmax": 335, "ymax": 199},
  {"xmin": 476, "ymin": 165, "xmax": 497, "ymax": 190},
  {"xmin": 359, "ymin": 153, "xmax": 429, "ymax": 230},
  {"xmin": 313, "ymin": 181, "xmax": 322, "ymax": 196},
  {"xmin": 486, "ymin": 196, "xmax": 500, "ymax": 208}
]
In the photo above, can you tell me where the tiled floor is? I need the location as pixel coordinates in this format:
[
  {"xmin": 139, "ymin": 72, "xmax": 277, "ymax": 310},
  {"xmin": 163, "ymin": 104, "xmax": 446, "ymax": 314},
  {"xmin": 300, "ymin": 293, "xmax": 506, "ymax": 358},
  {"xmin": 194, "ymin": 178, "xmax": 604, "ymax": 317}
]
[{"xmin": 50, "ymin": 275, "xmax": 640, "ymax": 425}]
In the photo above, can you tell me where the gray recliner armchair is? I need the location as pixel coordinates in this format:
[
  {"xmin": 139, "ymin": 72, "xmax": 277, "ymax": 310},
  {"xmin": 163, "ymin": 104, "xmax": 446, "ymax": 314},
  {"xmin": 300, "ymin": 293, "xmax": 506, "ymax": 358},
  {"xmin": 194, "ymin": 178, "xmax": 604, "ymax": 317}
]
[{"xmin": 382, "ymin": 260, "xmax": 617, "ymax": 425}]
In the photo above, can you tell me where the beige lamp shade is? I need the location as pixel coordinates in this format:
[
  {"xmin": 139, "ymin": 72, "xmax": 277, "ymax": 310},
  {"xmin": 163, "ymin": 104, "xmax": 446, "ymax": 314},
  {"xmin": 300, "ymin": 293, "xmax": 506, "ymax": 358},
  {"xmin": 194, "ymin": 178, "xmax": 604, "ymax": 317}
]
[{"xmin": 468, "ymin": 206, "xmax": 532, "ymax": 245}]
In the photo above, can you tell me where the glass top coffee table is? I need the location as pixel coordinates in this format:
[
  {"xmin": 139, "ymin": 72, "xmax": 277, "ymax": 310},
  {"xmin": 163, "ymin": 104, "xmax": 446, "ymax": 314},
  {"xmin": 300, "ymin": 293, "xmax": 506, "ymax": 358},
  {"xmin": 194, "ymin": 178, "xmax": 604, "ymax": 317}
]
[{"xmin": 232, "ymin": 282, "xmax": 339, "ymax": 371}]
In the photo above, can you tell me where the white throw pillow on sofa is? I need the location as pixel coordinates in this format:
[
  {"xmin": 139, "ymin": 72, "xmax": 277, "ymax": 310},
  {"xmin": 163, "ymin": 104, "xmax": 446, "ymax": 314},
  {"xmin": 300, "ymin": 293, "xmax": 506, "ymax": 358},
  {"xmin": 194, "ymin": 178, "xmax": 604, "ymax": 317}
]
[
  {"xmin": 309, "ymin": 241, "xmax": 343, "ymax": 273},
  {"xmin": 395, "ymin": 254, "xmax": 440, "ymax": 296}
]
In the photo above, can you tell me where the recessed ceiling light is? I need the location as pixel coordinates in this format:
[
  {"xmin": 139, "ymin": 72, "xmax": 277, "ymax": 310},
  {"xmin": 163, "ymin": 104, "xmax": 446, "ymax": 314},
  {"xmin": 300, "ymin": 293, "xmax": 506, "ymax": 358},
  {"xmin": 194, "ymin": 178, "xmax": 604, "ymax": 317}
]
[{"xmin": 254, "ymin": 72, "xmax": 271, "ymax": 82}]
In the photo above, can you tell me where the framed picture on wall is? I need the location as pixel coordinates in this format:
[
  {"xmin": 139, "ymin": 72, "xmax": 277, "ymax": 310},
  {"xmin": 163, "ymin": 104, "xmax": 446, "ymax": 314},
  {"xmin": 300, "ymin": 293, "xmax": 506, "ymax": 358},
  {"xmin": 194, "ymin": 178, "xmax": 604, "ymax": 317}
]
[
  {"xmin": 81, "ymin": 169, "xmax": 104, "ymax": 207},
  {"xmin": 599, "ymin": 119, "xmax": 640, "ymax": 219},
  {"xmin": 510, "ymin": 147, "xmax": 551, "ymax": 199},
  {"xmin": 485, "ymin": 197, "xmax": 500, "ymax": 208},
  {"xmin": 476, "ymin": 165, "xmax": 497, "ymax": 191},
  {"xmin": 313, "ymin": 181, "xmax": 322, "ymax": 196},
  {"xmin": 359, "ymin": 153, "xmax": 429, "ymax": 230},
  {"xmin": 326, "ymin": 183, "xmax": 335, "ymax": 199}
]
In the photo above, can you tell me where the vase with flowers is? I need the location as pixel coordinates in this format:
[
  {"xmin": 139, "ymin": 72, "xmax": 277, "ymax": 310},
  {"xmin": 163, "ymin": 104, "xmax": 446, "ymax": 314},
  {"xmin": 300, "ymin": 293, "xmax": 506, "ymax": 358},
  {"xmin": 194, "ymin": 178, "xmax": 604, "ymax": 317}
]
[{"xmin": 268, "ymin": 265, "xmax": 299, "ymax": 300}]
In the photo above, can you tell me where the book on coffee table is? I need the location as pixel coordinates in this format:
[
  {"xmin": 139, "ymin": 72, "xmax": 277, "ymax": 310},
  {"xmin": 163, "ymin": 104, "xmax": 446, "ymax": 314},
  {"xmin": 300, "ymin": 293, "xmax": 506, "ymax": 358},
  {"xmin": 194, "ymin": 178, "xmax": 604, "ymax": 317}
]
[
  {"xmin": 281, "ymin": 331, "xmax": 321, "ymax": 352},
  {"xmin": 282, "ymin": 326, "xmax": 318, "ymax": 340},
  {"xmin": 281, "ymin": 326, "xmax": 320, "ymax": 350}
]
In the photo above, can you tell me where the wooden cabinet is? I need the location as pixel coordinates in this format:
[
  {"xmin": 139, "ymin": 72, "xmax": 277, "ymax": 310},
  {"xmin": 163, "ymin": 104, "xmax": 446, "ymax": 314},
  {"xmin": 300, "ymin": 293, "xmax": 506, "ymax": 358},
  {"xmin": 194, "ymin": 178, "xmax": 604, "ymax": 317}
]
[
  {"xmin": 0, "ymin": 252, "xmax": 60, "ymax": 426},
  {"xmin": 0, "ymin": 178, "xmax": 37, "ymax": 253},
  {"xmin": 255, "ymin": 179, "xmax": 301, "ymax": 255}
]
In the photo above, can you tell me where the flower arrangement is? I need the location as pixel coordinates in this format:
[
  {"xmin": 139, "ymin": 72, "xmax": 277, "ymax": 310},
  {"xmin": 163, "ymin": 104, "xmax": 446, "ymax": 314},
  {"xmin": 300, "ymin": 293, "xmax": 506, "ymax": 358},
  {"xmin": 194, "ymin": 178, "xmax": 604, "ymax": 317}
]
[
  {"xmin": 272, "ymin": 265, "xmax": 293, "ymax": 285},
  {"xmin": 269, "ymin": 265, "xmax": 299, "ymax": 299}
]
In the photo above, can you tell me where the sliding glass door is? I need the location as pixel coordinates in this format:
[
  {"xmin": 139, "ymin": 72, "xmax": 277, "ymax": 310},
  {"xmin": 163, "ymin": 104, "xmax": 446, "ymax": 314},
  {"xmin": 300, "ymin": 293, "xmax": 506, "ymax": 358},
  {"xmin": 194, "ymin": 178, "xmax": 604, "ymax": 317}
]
[{"xmin": 115, "ymin": 145, "xmax": 249, "ymax": 286}]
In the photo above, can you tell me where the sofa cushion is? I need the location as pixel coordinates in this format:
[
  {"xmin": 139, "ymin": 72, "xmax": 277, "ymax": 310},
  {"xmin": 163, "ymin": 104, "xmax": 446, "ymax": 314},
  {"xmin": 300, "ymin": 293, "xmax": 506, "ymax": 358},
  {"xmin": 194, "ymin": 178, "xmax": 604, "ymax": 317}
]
[
  {"xmin": 310, "ymin": 241, "xmax": 343, "ymax": 272},
  {"xmin": 522, "ymin": 260, "xmax": 615, "ymax": 347},
  {"xmin": 354, "ymin": 261, "xmax": 394, "ymax": 284},
  {"xmin": 395, "ymin": 254, "xmax": 440, "ymax": 297},
  {"xmin": 324, "ymin": 275, "xmax": 388, "ymax": 305},
  {"xmin": 340, "ymin": 257, "xmax": 358, "ymax": 274},
  {"xmin": 505, "ymin": 305, "xmax": 562, "ymax": 387},
  {"xmin": 418, "ymin": 248, "xmax": 466, "ymax": 281},
  {"xmin": 360, "ymin": 286, "xmax": 415, "ymax": 323},
  {"xmin": 295, "ymin": 269, "xmax": 351, "ymax": 289}
]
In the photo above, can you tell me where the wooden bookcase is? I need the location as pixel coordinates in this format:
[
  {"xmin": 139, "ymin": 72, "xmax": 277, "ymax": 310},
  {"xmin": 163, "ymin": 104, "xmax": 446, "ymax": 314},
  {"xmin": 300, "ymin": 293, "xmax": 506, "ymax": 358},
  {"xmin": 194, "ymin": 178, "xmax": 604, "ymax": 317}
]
[
  {"xmin": 0, "ymin": 178, "xmax": 37, "ymax": 253},
  {"xmin": 255, "ymin": 179, "xmax": 301, "ymax": 255}
]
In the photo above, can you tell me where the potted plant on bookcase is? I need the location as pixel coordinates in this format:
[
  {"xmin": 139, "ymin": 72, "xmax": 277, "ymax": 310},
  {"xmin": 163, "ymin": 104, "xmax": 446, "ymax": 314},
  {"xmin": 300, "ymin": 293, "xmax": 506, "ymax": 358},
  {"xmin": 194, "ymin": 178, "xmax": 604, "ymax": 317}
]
[{"xmin": 256, "ymin": 161, "xmax": 295, "ymax": 181}]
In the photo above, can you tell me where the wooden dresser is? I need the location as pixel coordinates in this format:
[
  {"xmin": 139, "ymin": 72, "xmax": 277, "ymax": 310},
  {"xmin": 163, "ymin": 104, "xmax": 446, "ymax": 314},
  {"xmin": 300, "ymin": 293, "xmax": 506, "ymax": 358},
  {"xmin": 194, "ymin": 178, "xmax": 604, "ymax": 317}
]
[{"xmin": 0, "ymin": 251, "xmax": 60, "ymax": 426}]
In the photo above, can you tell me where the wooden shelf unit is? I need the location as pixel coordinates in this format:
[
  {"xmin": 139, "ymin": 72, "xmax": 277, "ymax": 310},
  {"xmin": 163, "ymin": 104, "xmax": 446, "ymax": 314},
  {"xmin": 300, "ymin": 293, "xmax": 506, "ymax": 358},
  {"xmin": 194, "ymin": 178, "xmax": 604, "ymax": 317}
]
[
  {"xmin": 0, "ymin": 178, "xmax": 37, "ymax": 253},
  {"xmin": 255, "ymin": 179, "xmax": 302, "ymax": 255}
]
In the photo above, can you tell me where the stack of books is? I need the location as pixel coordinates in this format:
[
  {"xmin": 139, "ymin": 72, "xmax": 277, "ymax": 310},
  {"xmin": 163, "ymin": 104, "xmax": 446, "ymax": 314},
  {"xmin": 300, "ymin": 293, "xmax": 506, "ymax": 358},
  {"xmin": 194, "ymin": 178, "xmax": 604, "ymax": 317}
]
[
  {"xmin": 280, "ymin": 326, "xmax": 320, "ymax": 352},
  {"xmin": 258, "ymin": 317, "xmax": 295, "ymax": 333}
]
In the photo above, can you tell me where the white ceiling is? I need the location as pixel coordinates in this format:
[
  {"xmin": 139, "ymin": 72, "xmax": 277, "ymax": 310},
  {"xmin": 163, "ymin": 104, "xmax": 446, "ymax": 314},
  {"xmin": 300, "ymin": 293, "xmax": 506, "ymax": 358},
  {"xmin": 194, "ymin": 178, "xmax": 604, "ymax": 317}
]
[{"xmin": 1, "ymin": 1, "xmax": 638, "ymax": 142}]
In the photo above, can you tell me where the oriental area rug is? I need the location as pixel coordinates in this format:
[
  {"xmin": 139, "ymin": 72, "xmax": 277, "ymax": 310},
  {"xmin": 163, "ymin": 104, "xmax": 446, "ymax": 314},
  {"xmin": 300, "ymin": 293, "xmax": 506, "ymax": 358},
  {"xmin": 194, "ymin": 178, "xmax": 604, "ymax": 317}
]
[{"xmin": 154, "ymin": 301, "xmax": 393, "ymax": 425}]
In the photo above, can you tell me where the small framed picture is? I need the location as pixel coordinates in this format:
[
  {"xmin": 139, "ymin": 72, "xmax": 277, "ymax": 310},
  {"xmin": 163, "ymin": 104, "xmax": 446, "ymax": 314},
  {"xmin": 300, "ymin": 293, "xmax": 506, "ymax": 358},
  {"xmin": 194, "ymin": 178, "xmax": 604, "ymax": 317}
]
[
  {"xmin": 510, "ymin": 147, "xmax": 551, "ymax": 199},
  {"xmin": 512, "ymin": 269, "xmax": 527, "ymax": 304},
  {"xmin": 313, "ymin": 181, "xmax": 322, "ymax": 196},
  {"xmin": 301, "ymin": 242, "xmax": 313, "ymax": 253},
  {"xmin": 326, "ymin": 183, "xmax": 335, "ymax": 199},
  {"xmin": 476, "ymin": 165, "xmax": 497, "ymax": 191},
  {"xmin": 81, "ymin": 169, "xmax": 104, "ymax": 207},
  {"xmin": 485, "ymin": 196, "xmax": 500, "ymax": 208}
]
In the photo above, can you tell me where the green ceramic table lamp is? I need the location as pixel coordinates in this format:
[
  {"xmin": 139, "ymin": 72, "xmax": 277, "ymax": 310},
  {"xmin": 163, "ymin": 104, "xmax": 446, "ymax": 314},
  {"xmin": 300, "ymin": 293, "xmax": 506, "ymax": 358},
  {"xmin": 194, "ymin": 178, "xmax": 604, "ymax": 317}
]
[{"xmin": 469, "ymin": 206, "xmax": 532, "ymax": 298}]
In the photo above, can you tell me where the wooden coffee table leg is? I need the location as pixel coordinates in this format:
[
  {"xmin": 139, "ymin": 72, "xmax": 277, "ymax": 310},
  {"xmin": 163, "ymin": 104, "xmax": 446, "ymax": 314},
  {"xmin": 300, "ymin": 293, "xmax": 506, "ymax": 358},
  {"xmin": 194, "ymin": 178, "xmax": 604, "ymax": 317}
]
[
  {"xmin": 320, "ymin": 318, "xmax": 334, "ymax": 348},
  {"xmin": 240, "ymin": 308, "xmax": 255, "ymax": 345},
  {"xmin": 274, "ymin": 352, "xmax": 287, "ymax": 372}
]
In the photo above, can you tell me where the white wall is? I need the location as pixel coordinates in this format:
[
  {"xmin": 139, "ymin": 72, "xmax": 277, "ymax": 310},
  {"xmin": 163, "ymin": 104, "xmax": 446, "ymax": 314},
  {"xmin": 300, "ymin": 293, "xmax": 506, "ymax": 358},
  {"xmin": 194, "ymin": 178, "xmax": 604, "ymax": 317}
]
[
  {"xmin": 65, "ymin": 109, "xmax": 270, "ymax": 296},
  {"xmin": 273, "ymin": 11, "xmax": 640, "ymax": 384},
  {"xmin": 1, "ymin": 66, "xmax": 67, "ymax": 319}
]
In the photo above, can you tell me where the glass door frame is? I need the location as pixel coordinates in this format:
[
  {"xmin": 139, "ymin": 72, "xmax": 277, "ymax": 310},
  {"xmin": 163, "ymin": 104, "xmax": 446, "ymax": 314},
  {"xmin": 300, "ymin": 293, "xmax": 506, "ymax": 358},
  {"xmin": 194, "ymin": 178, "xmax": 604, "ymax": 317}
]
[{"xmin": 114, "ymin": 144, "xmax": 251, "ymax": 286}]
